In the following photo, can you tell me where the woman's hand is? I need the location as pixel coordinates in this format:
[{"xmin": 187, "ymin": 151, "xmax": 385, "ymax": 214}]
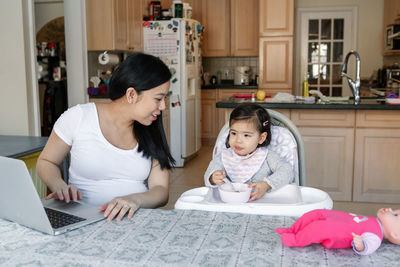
[
  {"xmin": 248, "ymin": 181, "xmax": 271, "ymax": 201},
  {"xmin": 98, "ymin": 197, "xmax": 140, "ymax": 222},
  {"xmin": 46, "ymin": 185, "xmax": 82, "ymax": 203},
  {"xmin": 210, "ymin": 170, "xmax": 226, "ymax": 185},
  {"xmin": 352, "ymin": 233, "xmax": 365, "ymax": 252}
]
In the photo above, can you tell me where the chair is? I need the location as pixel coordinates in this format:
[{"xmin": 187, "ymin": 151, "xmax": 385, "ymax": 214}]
[
  {"xmin": 174, "ymin": 109, "xmax": 333, "ymax": 216},
  {"xmin": 213, "ymin": 109, "xmax": 306, "ymax": 186}
]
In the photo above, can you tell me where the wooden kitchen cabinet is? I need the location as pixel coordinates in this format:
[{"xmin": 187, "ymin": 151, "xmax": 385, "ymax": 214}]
[
  {"xmin": 259, "ymin": 0, "xmax": 293, "ymax": 36},
  {"xmin": 201, "ymin": 0, "xmax": 230, "ymax": 57},
  {"xmin": 291, "ymin": 110, "xmax": 355, "ymax": 201},
  {"xmin": 201, "ymin": 89, "xmax": 217, "ymax": 139},
  {"xmin": 202, "ymin": 0, "xmax": 259, "ymax": 57},
  {"xmin": 86, "ymin": 0, "xmax": 143, "ymax": 51},
  {"xmin": 383, "ymin": 0, "xmax": 400, "ymax": 28},
  {"xmin": 353, "ymin": 110, "xmax": 400, "ymax": 203},
  {"xmin": 383, "ymin": 0, "xmax": 400, "ymax": 55},
  {"xmin": 230, "ymin": 0, "xmax": 259, "ymax": 56},
  {"xmin": 258, "ymin": 0, "xmax": 294, "ymax": 94},
  {"xmin": 258, "ymin": 36, "xmax": 293, "ymax": 93}
]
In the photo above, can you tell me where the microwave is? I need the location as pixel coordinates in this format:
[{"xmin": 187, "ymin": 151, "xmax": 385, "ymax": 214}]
[{"xmin": 386, "ymin": 24, "xmax": 400, "ymax": 50}]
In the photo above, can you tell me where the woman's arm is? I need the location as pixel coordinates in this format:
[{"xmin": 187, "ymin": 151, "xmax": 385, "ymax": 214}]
[
  {"xmin": 99, "ymin": 159, "xmax": 169, "ymax": 221},
  {"xmin": 37, "ymin": 131, "xmax": 81, "ymax": 202}
]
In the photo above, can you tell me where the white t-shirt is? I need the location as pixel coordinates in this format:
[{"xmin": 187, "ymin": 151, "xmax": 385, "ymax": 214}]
[{"xmin": 54, "ymin": 103, "xmax": 152, "ymax": 206}]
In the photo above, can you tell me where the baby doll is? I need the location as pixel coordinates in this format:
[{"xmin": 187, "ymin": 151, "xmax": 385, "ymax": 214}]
[{"xmin": 276, "ymin": 208, "xmax": 400, "ymax": 255}]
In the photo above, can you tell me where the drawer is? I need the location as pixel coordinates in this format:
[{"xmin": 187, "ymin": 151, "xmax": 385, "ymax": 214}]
[
  {"xmin": 291, "ymin": 110, "xmax": 355, "ymax": 127},
  {"xmin": 201, "ymin": 89, "xmax": 216, "ymax": 100},
  {"xmin": 356, "ymin": 110, "xmax": 400, "ymax": 128}
]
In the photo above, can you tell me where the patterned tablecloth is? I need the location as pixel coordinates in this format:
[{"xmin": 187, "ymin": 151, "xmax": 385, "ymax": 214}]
[{"xmin": 0, "ymin": 209, "xmax": 398, "ymax": 266}]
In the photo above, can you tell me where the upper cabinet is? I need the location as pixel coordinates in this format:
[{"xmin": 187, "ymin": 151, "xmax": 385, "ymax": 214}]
[
  {"xmin": 202, "ymin": 0, "xmax": 259, "ymax": 57},
  {"xmin": 383, "ymin": 0, "xmax": 400, "ymax": 55},
  {"xmin": 201, "ymin": 0, "xmax": 230, "ymax": 57},
  {"xmin": 259, "ymin": 0, "xmax": 293, "ymax": 36},
  {"xmin": 231, "ymin": 0, "xmax": 259, "ymax": 56},
  {"xmin": 86, "ymin": 0, "xmax": 143, "ymax": 51},
  {"xmin": 383, "ymin": 0, "xmax": 400, "ymax": 27},
  {"xmin": 258, "ymin": 0, "xmax": 294, "ymax": 94}
]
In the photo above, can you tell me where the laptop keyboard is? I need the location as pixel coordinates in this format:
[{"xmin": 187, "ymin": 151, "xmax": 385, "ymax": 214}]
[{"xmin": 44, "ymin": 208, "xmax": 86, "ymax": 229}]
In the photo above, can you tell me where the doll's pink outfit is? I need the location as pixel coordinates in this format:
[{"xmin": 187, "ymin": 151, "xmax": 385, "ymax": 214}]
[{"xmin": 276, "ymin": 209, "xmax": 383, "ymax": 255}]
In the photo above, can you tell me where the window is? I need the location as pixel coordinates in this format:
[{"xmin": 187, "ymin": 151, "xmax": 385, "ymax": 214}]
[{"xmin": 296, "ymin": 7, "xmax": 357, "ymax": 96}]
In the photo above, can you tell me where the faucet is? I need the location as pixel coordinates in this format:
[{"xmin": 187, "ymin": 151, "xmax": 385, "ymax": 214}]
[{"xmin": 341, "ymin": 50, "xmax": 361, "ymax": 104}]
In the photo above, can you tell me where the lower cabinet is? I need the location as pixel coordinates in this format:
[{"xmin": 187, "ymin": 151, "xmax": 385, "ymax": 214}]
[
  {"xmin": 201, "ymin": 90, "xmax": 217, "ymax": 139},
  {"xmin": 353, "ymin": 110, "xmax": 400, "ymax": 203},
  {"xmin": 291, "ymin": 110, "xmax": 355, "ymax": 201},
  {"xmin": 298, "ymin": 127, "xmax": 354, "ymax": 201}
]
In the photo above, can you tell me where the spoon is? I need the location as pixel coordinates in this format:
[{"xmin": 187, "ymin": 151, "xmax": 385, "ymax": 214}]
[{"xmin": 223, "ymin": 178, "xmax": 237, "ymax": 192}]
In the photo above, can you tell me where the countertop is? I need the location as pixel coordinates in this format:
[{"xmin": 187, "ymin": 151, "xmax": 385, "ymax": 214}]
[
  {"xmin": 201, "ymin": 84, "xmax": 258, "ymax": 89},
  {"xmin": 201, "ymin": 79, "xmax": 258, "ymax": 89},
  {"xmin": 0, "ymin": 208, "xmax": 396, "ymax": 266},
  {"xmin": 216, "ymin": 97, "xmax": 400, "ymax": 110},
  {"xmin": 0, "ymin": 135, "xmax": 48, "ymax": 158}
]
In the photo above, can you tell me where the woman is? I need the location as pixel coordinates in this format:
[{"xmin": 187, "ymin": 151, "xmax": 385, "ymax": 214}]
[{"xmin": 37, "ymin": 52, "xmax": 174, "ymax": 222}]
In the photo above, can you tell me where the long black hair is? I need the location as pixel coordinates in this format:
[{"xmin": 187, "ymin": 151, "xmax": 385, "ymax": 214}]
[
  {"xmin": 226, "ymin": 102, "xmax": 272, "ymax": 148},
  {"xmin": 108, "ymin": 52, "xmax": 175, "ymax": 169}
]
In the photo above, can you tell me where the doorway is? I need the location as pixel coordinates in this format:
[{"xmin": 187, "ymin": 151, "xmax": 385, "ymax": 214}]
[{"xmin": 35, "ymin": 0, "xmax": 68, "ymax": 136}]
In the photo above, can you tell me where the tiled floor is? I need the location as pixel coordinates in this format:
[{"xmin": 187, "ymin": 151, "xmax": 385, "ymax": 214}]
[{"xmin": 161, "ymin": 143, "xmax": 400, "ymax": 217}]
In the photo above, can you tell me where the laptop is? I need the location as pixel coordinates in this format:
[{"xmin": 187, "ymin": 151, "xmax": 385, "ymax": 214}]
[{"xmin": 0, "ymin": 156, "xmax": 105, "ymax": 235}]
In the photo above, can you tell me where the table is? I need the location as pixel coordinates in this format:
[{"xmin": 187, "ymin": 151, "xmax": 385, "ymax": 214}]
[
  {"xmin": 0, "ymin": 135, "xmax": 48, "ymax": 158},
  {"xmin": 0, "ymin": 209, "xmax": 397, "ymax": 266}
]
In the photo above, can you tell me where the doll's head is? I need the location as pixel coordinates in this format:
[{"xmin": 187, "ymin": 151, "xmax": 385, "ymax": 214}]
[
  {"xmin": 377, "ymin": 208, "xmax": 400, "ymax": 245},
  {"xmin": 225, "ymin": 103, "xmax": 271, "ymax": 156}
]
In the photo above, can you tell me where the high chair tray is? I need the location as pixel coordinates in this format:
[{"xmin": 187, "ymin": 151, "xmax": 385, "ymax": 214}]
[{"xmin": 174, "ymin": 184, "xmax": 333, "ymax": 217}]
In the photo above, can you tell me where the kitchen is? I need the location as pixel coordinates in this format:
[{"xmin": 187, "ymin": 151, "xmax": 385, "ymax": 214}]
[{"xmin": 1, "ymin": 0, "xmax": 400, "ymax": 264}]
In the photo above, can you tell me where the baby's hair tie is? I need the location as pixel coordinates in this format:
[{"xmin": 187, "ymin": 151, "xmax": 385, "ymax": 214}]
[{"xmin": 263, "ymin": 120, "xmax": 268, "ymax": 126}]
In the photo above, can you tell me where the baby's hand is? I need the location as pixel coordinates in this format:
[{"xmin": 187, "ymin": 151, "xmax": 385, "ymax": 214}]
[
  {"xmin": 248, "ymin": 181, "xmax": 271, "ymax": 201},
  {"xmin": 352, "ymin": 233, "xmax": 365, "ymax": 252},
  {"xmin": 210, "ymin": 170, "xmax": 226, "ymax": 185}
]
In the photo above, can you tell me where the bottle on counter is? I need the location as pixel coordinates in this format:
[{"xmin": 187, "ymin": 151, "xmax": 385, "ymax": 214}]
[
  {"xmin": 216, "ymin": 70, "xmax": 222, "ymax": 85},
  {"xmin": 251, "ymin": 92, "xmax": 256, "ymax": 102},
  {"xmin": 302, "ymin": 72, "xmax": 309, "ymax": 97}
]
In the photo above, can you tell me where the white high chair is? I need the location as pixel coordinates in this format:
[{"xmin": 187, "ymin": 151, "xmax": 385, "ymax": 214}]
[{"xmin": 174, "ymin": 109, "xmax": 333, "ymax": 217}]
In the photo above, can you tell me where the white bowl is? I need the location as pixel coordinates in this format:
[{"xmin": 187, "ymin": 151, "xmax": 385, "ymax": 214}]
[{"xmin": 218, "ymin": 183, "xmax": 252, "ymax": 203}]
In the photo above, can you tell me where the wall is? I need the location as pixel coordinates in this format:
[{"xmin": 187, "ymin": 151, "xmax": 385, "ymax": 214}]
[
  {"xmin": 0, "ymin": 0, "xmax": 39, "ymax": 136},
  {"xmin": 295, "ymin": 0, "xmax": 384, "ymax": 80}
]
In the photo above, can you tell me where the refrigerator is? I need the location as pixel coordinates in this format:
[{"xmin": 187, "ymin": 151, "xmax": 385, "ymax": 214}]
[{"xmin": 143, "ymin": 19, "xmax": 202, "ymax": 167}]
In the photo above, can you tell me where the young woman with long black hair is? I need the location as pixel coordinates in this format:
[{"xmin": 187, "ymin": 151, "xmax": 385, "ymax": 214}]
[{"xmin": 37, "ymin": 52, "xmax": 174, "ymax": 221}]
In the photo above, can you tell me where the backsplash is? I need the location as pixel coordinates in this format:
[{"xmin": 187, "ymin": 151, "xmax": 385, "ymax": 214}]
[{"xmin": 202, "ymin": 57, "xmax": 258, "ymax": 80}]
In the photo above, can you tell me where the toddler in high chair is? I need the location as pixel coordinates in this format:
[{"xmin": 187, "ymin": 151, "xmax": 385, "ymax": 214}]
[
  {"xmin": 204, "ymin": 103, "xmax": 293, "ymax": 201},
  {"xmin": 276, "ymin": 208, "xmax": 400, "ymax": 255}
]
